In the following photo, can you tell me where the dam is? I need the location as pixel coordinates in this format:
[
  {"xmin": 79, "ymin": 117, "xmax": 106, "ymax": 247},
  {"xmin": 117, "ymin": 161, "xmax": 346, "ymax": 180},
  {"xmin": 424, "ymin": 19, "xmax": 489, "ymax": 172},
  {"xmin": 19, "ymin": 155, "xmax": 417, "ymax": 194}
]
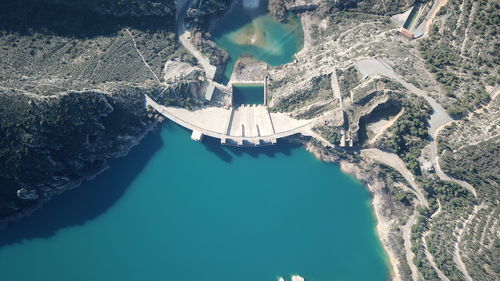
[
  {"xmin": 146, "ymin": 95, "xmax": 313, "ymax": 146},
  {"xmin": 149, "ymin": 0, "xmax": 309, "ymax": 147}
]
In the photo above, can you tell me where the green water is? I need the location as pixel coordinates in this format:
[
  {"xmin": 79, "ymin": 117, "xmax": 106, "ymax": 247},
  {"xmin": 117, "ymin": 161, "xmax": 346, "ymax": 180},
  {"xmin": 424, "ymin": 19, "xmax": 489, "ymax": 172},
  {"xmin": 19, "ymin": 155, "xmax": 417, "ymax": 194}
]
[
  {"xmin": 0, "ymin": 123, "xmax": 388, "ymax": 281},
  {"xmin": 213, "ymin": 0, "xmax": 304, "ymax": 83},
  {"xmin": 233, "ymin": 84, "xmax": 264, "ymax": 105}
]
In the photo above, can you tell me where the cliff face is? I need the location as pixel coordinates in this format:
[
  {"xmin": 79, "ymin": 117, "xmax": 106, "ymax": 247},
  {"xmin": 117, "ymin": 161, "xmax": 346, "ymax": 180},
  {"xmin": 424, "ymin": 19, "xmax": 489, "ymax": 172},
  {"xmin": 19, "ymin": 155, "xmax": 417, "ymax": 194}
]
[{"xmin": 0, "ymin": 88, "xmax": 156, "ymax": 219}]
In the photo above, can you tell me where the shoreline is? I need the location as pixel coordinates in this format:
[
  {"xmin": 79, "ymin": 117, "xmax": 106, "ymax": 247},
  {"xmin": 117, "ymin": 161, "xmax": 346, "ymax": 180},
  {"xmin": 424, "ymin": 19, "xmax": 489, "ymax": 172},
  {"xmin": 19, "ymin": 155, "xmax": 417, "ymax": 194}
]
[
  {"xmin": 2, "ymin": 3, "xmax": 403, "ymax": 281},
  {"xmin": 305, "ymin": 141, "xmax": 403, "ymax": 281},
  {"xmin": 340, "ymin": 160, "xmax": 401, "ymax": 281},
  {"xmin": 1, "ymin": 122, "xmax": 401, "ymax": 281},
  {"xmin": 0, "ymin": 114, "xmax": 162, "ymax": 231}
]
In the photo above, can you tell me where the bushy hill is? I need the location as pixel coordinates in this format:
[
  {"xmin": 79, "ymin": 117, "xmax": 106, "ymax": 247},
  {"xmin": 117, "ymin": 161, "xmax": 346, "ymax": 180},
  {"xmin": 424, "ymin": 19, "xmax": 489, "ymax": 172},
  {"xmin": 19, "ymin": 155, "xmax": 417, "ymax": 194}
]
[{"xmin": 0, "ymin": 0, "xmax": 199, "ymax": 223}]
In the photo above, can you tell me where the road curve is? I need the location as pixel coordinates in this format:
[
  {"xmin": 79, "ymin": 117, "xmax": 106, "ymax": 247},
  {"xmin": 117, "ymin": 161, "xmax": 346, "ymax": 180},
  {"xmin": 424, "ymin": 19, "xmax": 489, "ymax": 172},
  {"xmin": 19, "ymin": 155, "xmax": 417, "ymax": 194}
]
[{"xmin": 177, "ymin": 0, "xmax": 217, "ymax": 80}]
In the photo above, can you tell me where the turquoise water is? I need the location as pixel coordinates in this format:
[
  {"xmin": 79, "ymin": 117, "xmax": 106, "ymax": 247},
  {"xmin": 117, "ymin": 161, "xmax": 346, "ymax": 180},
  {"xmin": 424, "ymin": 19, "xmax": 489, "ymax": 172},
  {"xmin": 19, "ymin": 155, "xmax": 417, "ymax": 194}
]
[
  {"xmin": 233, "ymin": 84, "xmax": 264, "ymax": 105},
  {"xmin": 0, "ymin": 123, "xmax": 388, "ymax": 281},
  {"xmin": 213, "ymin": 1, "xmax": 304, "ymax": 83}
]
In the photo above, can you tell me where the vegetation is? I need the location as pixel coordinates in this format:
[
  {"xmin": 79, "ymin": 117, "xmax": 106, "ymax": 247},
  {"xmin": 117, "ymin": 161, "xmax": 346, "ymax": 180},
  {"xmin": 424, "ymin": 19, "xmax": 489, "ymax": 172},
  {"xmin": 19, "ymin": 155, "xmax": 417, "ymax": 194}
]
[
  {"xmin": 329, "ymin": 0, "xmax": 427, "ymax": 16},
  {"xmin": 419, "ymin": 98, "xmax": 499, "ymax": 280},
  {"xmin": 191, "ymin": 30, "xmax": 229, "ymax": 67},
  {"xmin": 410, "ymin": 212, "xmax": 441, "ymax": 281},
  {"xmin": 336, "ymin": 66, "xmax": 361, "ymax": 99},
  {"xmin": 0, "ymin": 89, "xmax": 153, "ymax": 219},
  {"xmin": 268, "ymin": 0, "xmax": 287, "ymax": 22},
  {"xmin": 272, "ymin": 73, "xmax": 333, "ymax": 112},
  {"xmin": 418, "ymin": 0, "xmax": 499, "ymax": 118},
  {"xmin": 0, "ymin": 0, "xmax": 199, "ymax": 221},
  {"xmin": 440, "ymin": 138, "xmax": 499, "ymax": 200},
  {"xmin": 382, "ymin": 96, "xmax": 432, "ymax": 175}
]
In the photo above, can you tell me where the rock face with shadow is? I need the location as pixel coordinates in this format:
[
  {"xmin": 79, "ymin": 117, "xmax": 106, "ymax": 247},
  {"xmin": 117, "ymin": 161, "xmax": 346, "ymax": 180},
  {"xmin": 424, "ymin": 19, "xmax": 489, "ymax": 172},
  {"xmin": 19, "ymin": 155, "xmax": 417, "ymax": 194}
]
[
  {"xmin": 0, "ymin": 85, "xmax": 162, "ymax": 225},
  {"xmin": 0, "ymin": 130, "xmax": 164, "ymax": 246}
]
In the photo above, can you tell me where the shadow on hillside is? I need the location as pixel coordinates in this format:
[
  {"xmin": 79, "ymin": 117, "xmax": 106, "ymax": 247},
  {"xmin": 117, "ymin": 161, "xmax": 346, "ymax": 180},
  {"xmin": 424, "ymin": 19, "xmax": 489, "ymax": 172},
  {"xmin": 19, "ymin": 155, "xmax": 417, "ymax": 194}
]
[
  {"xmin": 0, "ymin": 129, "xmax": 163, "ymax": 247},
  {"xmin": 0, "ymin": 0, "xmax": 175, "ymax": 38}
]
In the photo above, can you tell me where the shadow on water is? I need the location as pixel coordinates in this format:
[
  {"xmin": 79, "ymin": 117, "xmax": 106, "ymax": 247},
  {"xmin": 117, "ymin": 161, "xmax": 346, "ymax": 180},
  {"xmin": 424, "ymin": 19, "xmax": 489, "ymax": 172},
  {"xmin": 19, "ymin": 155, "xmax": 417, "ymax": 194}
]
[
  {"xmin": 0, "ymin": 120, "xmax": 300, "ymax": 247},
  {"xmin": 164, "ymin": 119, "xmax": 300, "ymax": 163},
  {"xmin": 0, "ymin": 130, "xmax": 163, "ymax": 248},
  {"xmin": 201, "ymin": 134, "xmax": 299, "ymax": 164}
]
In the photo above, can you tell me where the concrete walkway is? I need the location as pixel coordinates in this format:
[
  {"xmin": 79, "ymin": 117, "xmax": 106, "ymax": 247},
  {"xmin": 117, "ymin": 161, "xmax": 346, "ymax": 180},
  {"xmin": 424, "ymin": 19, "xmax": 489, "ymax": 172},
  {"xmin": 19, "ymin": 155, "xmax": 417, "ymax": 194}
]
[{"xmin": 146, "ymin": 95, "xmax": 314, "ymax": 146}]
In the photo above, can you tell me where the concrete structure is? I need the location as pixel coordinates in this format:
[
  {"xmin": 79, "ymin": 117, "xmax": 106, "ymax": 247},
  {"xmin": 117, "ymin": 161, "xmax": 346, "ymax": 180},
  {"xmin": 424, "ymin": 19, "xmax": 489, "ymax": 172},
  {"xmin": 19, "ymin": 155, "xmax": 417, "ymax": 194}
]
[
  {"xmin": 229, "ymin": 60, "xmax": 268, "ymax": 85},
  {"xmin": 154, "ymin": 0, "xmax": 321, "ymax": 147},
  {"xmin": 396, "ymin": 0, "xmax": 443, "ymax": 39},
  {"xmin": 146, "ymin": 95, "xmax": 314, "ymax": 147},
  {"xmin": 191, "ymin": 130, "xmax": 204, "ymax": 141},
  {"xmin": 400, "ymin": 28, "xmax": 415, "ymax": 39},
  {"xmin": 204, "ymin": 83, "xmax": 216, "ymax": 101}
]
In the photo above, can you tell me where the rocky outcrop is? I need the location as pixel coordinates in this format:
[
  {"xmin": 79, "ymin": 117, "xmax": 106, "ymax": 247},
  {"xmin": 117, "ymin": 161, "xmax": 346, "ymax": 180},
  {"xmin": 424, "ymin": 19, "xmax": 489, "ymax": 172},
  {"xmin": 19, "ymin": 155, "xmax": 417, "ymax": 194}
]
[
  {"xmin": 268, "ymin": 0, "xmax": 288, "ymax": 22},
  {"xmin": 0, "ymin": 87, "xmax": 159, "ymax": 222},
  {"xmin": 191, "ymin": 31, "xmax": 229, "ymax": 68}
]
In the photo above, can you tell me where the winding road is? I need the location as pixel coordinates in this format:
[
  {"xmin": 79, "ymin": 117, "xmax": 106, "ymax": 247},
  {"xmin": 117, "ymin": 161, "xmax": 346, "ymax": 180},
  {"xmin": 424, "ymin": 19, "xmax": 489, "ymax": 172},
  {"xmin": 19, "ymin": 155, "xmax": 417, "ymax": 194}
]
[
  {"xmin": 177, "ymin": 0, "xmax": 217, "ymax": 80},
  {"xmin": 361, "ymin": 148, "xmax": 429, "ymax": 208},
  {"xmin": 355, "ymin": 58, "xmax": 477, "ymax": 198}
]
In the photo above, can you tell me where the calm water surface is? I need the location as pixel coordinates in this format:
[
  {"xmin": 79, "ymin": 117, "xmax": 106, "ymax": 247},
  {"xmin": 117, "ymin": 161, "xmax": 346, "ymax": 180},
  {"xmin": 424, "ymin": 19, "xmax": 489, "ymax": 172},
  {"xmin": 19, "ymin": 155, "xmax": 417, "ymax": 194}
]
[
  {"xmin": 0, "ymin": 123, "xmax": 388, "ymax": 281},
  {"xmin": 213, "ymin": 0, "xmax": 304, "ymax": 82},
  {"xmin": 0, "ymin": 1, "xmax": 388, "ymax": 280},
  {"xmin": 233, "ymin": 84, "xmax": 265, "ymax": 105}
]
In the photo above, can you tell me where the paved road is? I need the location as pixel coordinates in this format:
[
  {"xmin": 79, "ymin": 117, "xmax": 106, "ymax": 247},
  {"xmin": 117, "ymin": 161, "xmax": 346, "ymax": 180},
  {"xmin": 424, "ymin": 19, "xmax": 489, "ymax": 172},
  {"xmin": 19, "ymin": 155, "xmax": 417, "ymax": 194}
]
[
  {"xmin": 361, "ymin": 148, "xmax": 429, "ymax": 207},
  {"xmin": 331, "ymin": 68, "xmax": 343, "ymax": 108},
  {"xmin": 355, "ymin": 58, "xmax": 480, "ymax": 197},
  {"xmin": 402, "ymin": 211, "xmax": 422, "ymax": 281},
  {"xmin": 355, "ymin": 58, "xmax": 452, "ymax": 135},
  {"xmin": 146, "ymin": 95, "xmax": 313, "ymax": 145},
  {"xmin": 431, "ymin": 123, "xmax": 477, "ymax": 197},
  {"xmin": 177, "ymin": 0, "xmax": 217, "ymax": 80}
]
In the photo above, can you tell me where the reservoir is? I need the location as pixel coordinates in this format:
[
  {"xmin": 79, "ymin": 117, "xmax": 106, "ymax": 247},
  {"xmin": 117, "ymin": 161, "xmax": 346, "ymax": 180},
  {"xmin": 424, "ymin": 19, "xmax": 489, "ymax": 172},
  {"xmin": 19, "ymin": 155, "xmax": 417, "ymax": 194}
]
[
  {"xmin": 213, "ymin": 0, "xmax": 304, "ymax": 82},
  {"xmin": 0, "ymin": 1, "xmax": 388, "ymax": 280},
  {"xmin": 0, "ymin": 123, "xmax": 388, "ymax": 281},
  {"xmin": 233, "ymin": 84, "xmax": 265, "ymax": 105}
]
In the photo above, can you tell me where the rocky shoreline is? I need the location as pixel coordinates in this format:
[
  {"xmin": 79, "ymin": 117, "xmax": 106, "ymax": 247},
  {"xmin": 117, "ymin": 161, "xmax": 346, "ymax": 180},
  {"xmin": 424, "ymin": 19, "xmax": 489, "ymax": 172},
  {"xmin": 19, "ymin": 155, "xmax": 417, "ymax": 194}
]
[
  {"xmin": 0, "ymin": 94, "xmax": 165, "ymax": 230},
  {"xmin": 304, "ymin": 139, "xmax": 408, "ymax": 281}
]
